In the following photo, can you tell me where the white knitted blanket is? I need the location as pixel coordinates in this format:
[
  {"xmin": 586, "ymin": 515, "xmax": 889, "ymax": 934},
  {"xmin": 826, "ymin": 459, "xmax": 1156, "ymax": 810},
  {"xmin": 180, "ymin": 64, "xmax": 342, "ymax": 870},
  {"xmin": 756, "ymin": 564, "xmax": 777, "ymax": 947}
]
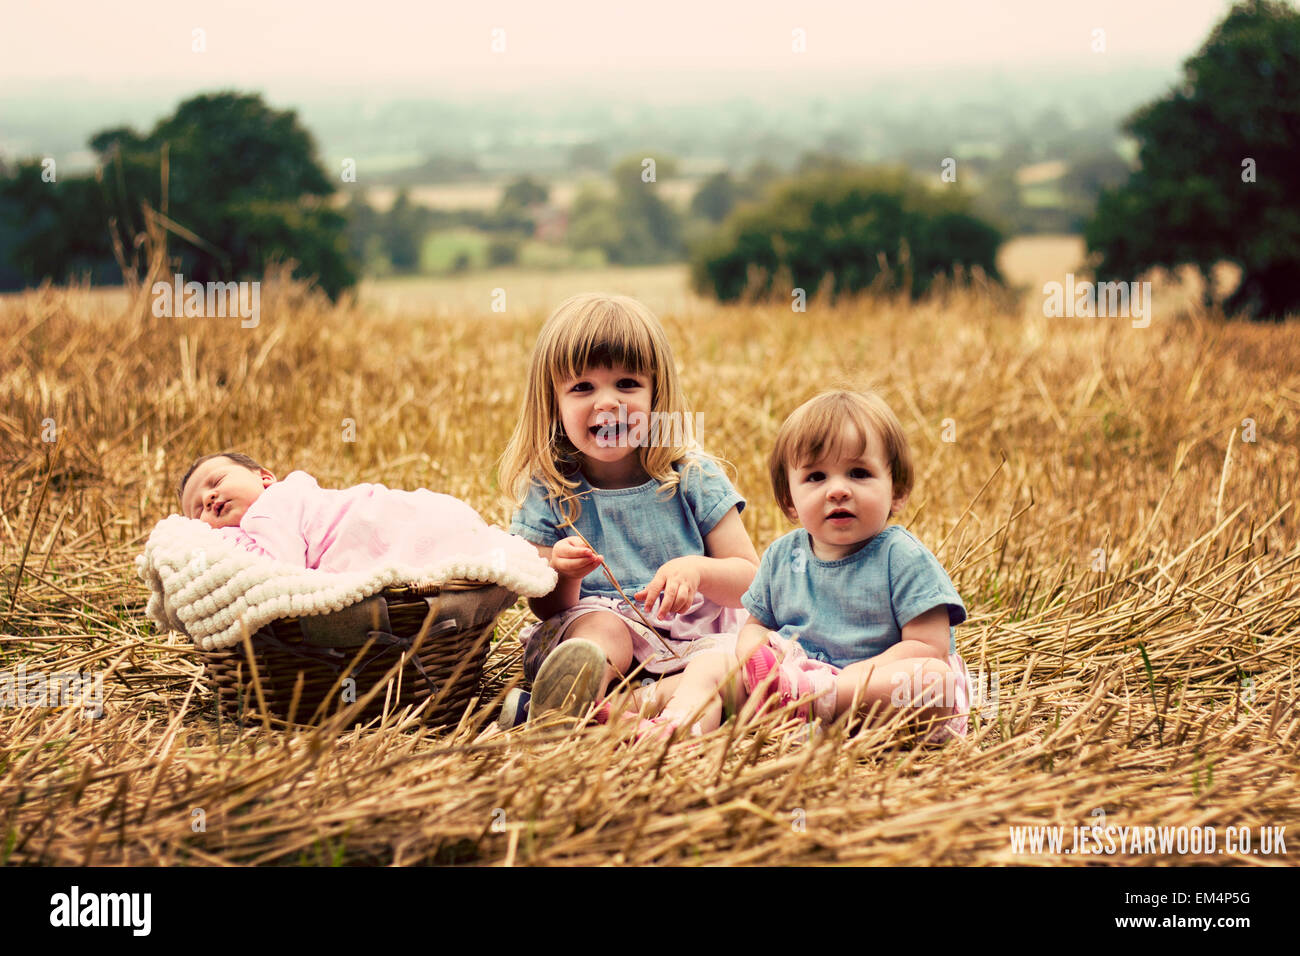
[{"xmin": 135, "ymin": 515, "xmax": 556, "ymax": 650}]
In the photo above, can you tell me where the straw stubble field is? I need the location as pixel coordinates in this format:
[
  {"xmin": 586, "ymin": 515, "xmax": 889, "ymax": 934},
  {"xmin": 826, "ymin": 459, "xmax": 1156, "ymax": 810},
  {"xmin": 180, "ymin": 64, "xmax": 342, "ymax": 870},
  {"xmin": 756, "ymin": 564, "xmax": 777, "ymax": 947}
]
[{"xmin": 1, "ymin": 272, "xmax": 1298, "ymax": 866}]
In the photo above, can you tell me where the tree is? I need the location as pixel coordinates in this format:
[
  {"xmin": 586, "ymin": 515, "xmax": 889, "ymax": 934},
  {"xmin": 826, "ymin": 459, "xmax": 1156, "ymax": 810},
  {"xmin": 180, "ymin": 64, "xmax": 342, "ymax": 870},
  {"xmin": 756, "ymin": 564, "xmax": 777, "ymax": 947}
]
[
  {"xmin": 1085, "ymin": 0, "xmax": 1300, "ymax": 319},
  {"xmin": 691, "ymin": 171, "xmax": 739, "ymax": 223},
  {"xmin": 608, "ymin": 154, "xmax": 683, "ymax": 264},
  {"xmin": 488, "ymin": 175, "xmax": 546, "ymax": 236},
  {"xmin": 0, "ymin": 161, "xmax": 122, "ymax": 287},
  {"xmin": 500, "ymin": 175, "xmax": 549, "ymax": 210},
  {"xmin": 742, "ymin": 159, "xmax": 782, "ymax": 198},
  {"xmin": 566, "ymin": 185, "xmax": 622, "ymax": 263},
  {"xmin": 0, "ymin": 91, "xmax": 357, "ymax": 298},
  {"xmin": 381, "ymin": 190, "xmax": 436, "ymax": 272},
  {"xmin": 342, "ymin": 192, "xmax": 382, "ymax": 270},
  {"xmin": 691, "ymin": 167, "xmax": 1002, "ymax": 303},
  {"xmin": 108, "ymin": 92, "xmax": 355, "ymax": 299},
  {"xmin": 566, "ymin": 155, "xmax": 684, "ymax": 265}
]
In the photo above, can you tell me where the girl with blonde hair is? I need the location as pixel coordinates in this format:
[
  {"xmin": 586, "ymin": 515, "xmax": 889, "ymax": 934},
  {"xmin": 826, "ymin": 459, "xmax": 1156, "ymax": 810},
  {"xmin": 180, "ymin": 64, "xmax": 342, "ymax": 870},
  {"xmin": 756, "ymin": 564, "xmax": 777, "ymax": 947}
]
[{"xmin": 497, "ymin": 293, "xmax": 758, "ymax": 728}]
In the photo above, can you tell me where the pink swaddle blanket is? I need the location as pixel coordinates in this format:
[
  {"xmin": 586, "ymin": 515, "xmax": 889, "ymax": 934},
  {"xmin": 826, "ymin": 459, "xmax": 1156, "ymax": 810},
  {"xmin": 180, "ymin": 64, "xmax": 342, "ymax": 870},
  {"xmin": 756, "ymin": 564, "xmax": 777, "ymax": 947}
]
[{"xmin": 215, "ymin": 471, "xmax": 501, "ymax": 573}]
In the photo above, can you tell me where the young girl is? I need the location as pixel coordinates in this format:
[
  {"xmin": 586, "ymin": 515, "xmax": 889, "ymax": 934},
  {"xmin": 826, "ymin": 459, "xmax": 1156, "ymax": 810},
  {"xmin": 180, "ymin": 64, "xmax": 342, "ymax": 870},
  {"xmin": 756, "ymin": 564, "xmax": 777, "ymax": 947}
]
[
  {"xmin": 177, "ymin": 452, "xmax": 535, "ymax": 573},
  {"xmin": 498, "ymin": 292, "xmax": 759, "ymax": 726},
  {"xmin": 646, "ymin": 389, "xmax": 972, "ymax": 743}
]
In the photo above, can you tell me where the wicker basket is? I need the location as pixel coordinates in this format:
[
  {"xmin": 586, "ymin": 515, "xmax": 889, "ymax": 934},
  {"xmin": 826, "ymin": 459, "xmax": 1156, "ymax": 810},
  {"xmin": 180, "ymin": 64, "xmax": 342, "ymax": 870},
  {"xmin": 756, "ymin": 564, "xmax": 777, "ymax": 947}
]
[{"xmin": 198, "ymin": 580, "xmax": 516, "ymax": 728}]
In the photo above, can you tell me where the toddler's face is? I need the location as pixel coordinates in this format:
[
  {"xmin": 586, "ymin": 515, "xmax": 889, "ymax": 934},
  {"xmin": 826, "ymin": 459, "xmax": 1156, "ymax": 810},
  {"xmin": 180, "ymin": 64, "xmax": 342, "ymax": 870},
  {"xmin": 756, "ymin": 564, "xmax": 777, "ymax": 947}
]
[
  {"xmin": 555, "ymin": 363, "xmax": 653, "ymax": 464},
  {"xmin": 786, "ymin": 422, "xmax": 907, "ymax": 561},
  {"xmin": 181, "ymin": 457, "xmax": 276, "ymax": 530}
]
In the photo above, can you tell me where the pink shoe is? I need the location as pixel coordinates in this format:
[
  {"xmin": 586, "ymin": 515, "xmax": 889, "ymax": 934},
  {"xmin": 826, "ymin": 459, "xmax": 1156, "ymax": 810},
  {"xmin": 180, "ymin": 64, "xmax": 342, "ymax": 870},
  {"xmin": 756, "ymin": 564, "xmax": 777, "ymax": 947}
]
[
  {"xmin": 744, "ymin": 646, "xmax": 814, "ymax": 722},
  {"xmin": 785, "ymin": 669, "xmax": 816, "ymax": 722},
  {"xmin": 743, "ymin": 645, "xmax": 779, "ymax": 697}
]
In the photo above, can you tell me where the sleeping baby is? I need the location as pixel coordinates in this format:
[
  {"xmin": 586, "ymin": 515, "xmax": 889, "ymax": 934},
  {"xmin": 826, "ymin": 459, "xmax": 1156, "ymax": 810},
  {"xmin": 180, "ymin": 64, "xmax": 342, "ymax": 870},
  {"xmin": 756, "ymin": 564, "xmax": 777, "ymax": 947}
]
[{"xmin": 177, "ymin": 451, "xmax": 510, "ymax": 573}]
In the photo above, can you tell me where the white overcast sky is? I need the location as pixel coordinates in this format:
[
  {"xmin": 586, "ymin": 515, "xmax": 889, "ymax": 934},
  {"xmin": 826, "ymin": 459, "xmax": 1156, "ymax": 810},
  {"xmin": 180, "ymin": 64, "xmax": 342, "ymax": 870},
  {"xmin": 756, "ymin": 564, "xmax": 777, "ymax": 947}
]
[{"xmin": 0, "ymin": 0, "xmax": 1244, "ymax": 96}]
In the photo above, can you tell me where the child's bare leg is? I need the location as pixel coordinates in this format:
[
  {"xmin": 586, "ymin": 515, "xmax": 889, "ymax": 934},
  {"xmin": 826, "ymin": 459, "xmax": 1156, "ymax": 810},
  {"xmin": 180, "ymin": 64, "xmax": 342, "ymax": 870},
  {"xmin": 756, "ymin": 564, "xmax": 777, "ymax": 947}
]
[
  {"xmin": 654, "ymin": 650, "xmax": 736, "ymax": 734},
  {"xmin": 562, "ymin": 611, "xmax": 635, "ymax": 693},
  {"xmin": 621, "ymin": 673, "xmax": 683, "ymax": 716},
  {"xmin": 833, "ymin": 657, "xmax": 957, "ymax": 731},
  {"xmin": 593, "ymin": 672, "xmax": 683, "ymax": 721},
  {"xmin": 736, "ymin": 626, "xmax": 771, "ymax": 669}
]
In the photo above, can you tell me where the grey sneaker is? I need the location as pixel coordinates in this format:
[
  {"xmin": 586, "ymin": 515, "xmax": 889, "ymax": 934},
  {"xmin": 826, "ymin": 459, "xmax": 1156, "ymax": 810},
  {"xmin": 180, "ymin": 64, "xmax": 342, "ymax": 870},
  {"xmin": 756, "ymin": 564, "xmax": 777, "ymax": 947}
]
[
  {"xmin": 529, "ymin": 639, "xmax": 606, "ymax": 721},
  {"xmin": 496, "ymin": 688, "xmax": 531, "ymax": 730}
]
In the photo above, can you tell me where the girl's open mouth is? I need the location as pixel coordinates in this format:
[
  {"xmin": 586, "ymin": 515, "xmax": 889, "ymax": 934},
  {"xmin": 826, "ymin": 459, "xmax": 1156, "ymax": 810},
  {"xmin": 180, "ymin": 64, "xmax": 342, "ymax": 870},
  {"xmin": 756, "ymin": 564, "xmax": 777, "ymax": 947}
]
[
  {"xmin": 827, "ymin": 510, "xmax": 855, "ymax": 522},
  {"xmin": 590, "ymin": 423, "xmax": 626, "ymax": 446}
]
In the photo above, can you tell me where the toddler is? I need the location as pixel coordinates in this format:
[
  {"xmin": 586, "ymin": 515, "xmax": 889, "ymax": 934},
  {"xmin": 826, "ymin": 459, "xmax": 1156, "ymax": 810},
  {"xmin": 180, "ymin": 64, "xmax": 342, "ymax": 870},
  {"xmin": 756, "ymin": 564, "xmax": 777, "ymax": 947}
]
[
  {"xmin": 497, "ymin": 292, "xmax": 759, "ymax": 726},
  {"xmin": 650, "ymin": 389, "xmax": 971, "ymax": 742},
  {"xmin": 177, "ymin": 452, "xmax": 513, "ymax": 572}
]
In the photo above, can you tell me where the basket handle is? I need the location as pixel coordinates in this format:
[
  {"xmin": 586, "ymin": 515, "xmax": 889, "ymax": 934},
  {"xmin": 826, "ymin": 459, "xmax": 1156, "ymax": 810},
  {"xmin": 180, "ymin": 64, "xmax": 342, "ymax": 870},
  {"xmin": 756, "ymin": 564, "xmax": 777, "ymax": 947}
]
[{"xmin": 362, "ymin": 618, "xmax": 460, "ymax": 698}]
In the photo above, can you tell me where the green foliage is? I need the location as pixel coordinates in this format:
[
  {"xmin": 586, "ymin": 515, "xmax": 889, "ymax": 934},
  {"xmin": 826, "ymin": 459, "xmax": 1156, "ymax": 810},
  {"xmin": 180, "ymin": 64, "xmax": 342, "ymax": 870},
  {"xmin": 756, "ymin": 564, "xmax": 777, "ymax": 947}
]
[
  {"xmin": 0, "ymin": 91, "xmax": 356, "ymax": 299},
  {"xmin": 691, "ymin": 166, "xmax": 1002, "ymax": 302},
  {"xmin": 0, "ymin": 162, "xmax": 122, "ymax": 287},
  {"xmin": 382, "ymin": 191, "xmax": 433, "ymax": 271},
  {"xmin": 686, "ymin": 163, "xmax": 781, "ymax": 241},
  {"xmin": 489, "ymin": 176, "xmax": 551, "ymax": 238},
  {"xmin": 420, "ymin": 229, "xmax": 490, "ymax": 273},
  {"xmin": 742, "ymin": 159, "xmax": 783, "ymax": 198},
  {"xmin": 344, "ymin": 189, "xmax": 483, "ymax": 274},
  {"xmin": 487, "ymin": 235, "xmax": 523, "ymax": 266},
  {"xmin": 566, "ymin": 184, "xmax": 622, "ymax": 257},
  {"xmin": 691, "ymin": 171, "xmax": 740, "ymax": 223},
  {"xmin": 1085, "ymin": 0, "xmax": 1300, "ymax": 319},
  {"xmin": 566, "ymin": 155, "xmax": 685, "ymax": 265},
  {"xmin": 500, "ymin": 175, "xmax": 549, "ymax": 210},
  {"xmin": 342, "ymin": 192, "xmax": 382, "ymax": 270}
]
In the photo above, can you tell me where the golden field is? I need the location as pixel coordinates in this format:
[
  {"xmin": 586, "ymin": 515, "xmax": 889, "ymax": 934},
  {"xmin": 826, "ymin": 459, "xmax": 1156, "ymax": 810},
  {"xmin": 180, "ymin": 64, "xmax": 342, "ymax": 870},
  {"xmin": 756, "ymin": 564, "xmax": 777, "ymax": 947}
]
[{"xmin": 1, "ymin": 260, "xmax": 1297, "ymax": 866}]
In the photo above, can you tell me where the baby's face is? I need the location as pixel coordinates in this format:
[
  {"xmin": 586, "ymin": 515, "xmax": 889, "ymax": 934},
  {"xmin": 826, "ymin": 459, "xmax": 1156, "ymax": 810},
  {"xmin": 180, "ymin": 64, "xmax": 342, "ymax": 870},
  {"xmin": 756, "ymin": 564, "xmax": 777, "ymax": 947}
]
[
  {"xmin": 181, "ymin": 457, "xmax": 276, "ymax": 529},
  {"xmin": 786, "ymin": 422, "xmax": 906, "ymax": 561}
]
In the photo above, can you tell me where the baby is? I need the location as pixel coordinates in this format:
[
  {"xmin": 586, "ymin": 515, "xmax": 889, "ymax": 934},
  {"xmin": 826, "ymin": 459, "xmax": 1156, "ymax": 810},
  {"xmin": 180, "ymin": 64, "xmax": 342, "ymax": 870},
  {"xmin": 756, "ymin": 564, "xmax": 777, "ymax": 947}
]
[
  {"xmin": 177, "ymin": 451, "xmax": 510, "ymax": 573},
  {"xmin": 647, "ymin": 389, "xmax": 971, "ymax": 741}
]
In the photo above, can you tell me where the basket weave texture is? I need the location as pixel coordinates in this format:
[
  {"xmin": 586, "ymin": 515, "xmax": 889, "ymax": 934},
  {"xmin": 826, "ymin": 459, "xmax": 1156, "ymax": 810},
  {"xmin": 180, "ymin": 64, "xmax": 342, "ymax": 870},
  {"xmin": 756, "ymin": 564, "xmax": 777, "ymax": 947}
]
[{"xmin": 198, "ymin": 579, "xmax": 516, "ymax": 727}]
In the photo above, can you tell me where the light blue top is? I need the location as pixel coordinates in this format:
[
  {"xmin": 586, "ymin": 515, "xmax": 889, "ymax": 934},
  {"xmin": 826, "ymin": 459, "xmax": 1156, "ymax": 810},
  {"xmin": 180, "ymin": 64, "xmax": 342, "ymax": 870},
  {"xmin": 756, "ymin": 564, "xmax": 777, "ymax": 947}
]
[
  {"xmin": 742, "ymin": 524, "xmax": 967, "ymax": 667},
  {"xmin": 509, "ymin": 458, "xmax": 744, "ymax": 599}
]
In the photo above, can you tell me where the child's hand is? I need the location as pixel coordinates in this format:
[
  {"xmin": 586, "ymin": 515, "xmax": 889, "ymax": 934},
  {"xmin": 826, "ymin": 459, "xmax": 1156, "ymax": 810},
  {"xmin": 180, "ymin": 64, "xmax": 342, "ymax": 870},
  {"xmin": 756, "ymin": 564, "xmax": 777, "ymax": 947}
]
[
  {"xmin": 636, "ymin": 557, "xmax": 702, "ymax": 620},
  {"xmin": 551, "ymin": 535, "xmax": 603, "ymax": 579}
]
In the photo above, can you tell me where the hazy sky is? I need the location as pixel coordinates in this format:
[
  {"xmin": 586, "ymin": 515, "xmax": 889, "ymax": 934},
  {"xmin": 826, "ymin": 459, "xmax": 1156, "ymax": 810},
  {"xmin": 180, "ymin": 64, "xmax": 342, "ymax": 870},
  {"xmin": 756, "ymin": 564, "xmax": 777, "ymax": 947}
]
[{"xmin": 1, "ymin": 0, "xmax": 1241, "ymax": 97}]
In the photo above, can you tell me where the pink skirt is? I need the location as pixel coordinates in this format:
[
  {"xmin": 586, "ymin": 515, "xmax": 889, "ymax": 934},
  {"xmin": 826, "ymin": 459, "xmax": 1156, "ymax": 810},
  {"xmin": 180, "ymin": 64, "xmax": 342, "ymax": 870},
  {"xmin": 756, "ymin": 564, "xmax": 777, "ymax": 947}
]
[{"xmin": 521, "ymin": 594, "xmax": 745, "ymax": 681}]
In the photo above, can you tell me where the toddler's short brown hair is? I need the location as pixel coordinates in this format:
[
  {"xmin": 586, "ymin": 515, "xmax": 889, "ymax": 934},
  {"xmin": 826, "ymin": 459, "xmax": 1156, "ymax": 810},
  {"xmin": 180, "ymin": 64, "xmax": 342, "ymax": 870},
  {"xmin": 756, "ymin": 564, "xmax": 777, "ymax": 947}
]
[
  {"xmin": 768, "ymin": 390, "xmax": 913, "ymax": 516},
  {"xmin": 177, "ymin": 451, "xmax": 266, "ymax": 503}
]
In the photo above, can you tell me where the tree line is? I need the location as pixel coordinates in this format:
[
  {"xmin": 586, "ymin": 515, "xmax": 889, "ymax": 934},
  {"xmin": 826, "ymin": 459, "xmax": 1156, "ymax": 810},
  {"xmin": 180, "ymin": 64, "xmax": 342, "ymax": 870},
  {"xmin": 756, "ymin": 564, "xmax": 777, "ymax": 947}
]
[{"xmin": 1, "ymin": 1, "xmax": 1297, "ymax": 318}]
